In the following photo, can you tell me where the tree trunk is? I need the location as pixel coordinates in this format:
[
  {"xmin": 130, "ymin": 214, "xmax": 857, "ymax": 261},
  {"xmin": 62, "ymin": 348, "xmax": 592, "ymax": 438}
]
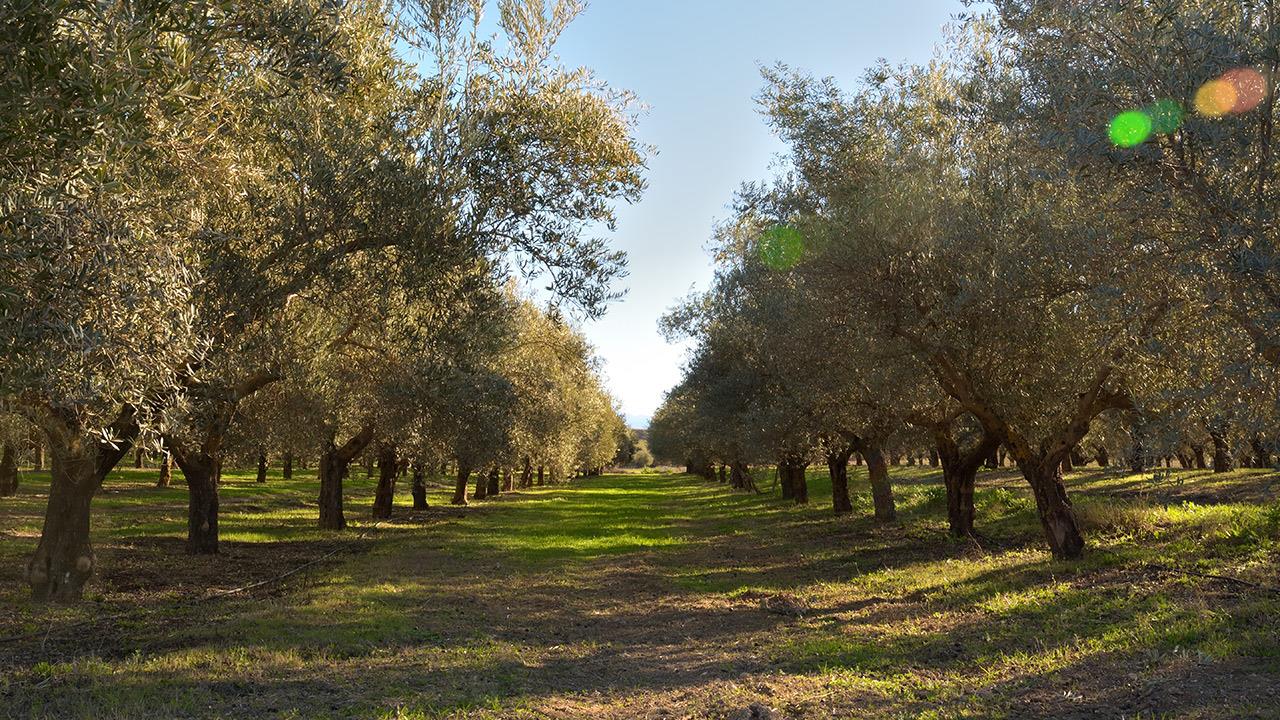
[
  {"xmin": 474, "ymin": 466, "xmax": 489, "ymax": 500},
  {"xmin": 31, "ymin": 432, "xmax": 44, "ymax": 471},
  {"xmin": 28, "ymin": 423, "xmax": 133, "ymax": 601},
  {"xmin": 318, "ymin": 425, "xmax": 375, "ymax": 530},
  {"xmin": 1251, "ymin": 437, "xmax": 1273, "ymax": 469},
  {"xmin": 827, "ymin": 446, "xmax": 854, "ymax": 515},
  {"xmin": 928, "ymin": 448, "xmax": 939, "ymax": 467},
  {"xmin": 157, "ymin": 452, "xmax": 172, "ymax": 488},
  {"xmin": 1094, "ymin": 445, "xmax": 1110, "ymax": 468},
  {"xmin": 778, "ymin": 459, "xmax": 794, "ymax": 500},
  {"xmin": 789, "ymin": 459, "xmax": 809, "ymax": 505},
  {"xmin": 175, "ymin": 452, "xmax": 219, "ymax": 554},
  {"xmin": 520, "ymin": 457, "xmax": 533, "ymax": 488},
  {"xmin": 1060, "ymin": 453, "xmax": 1074, "ymax": 474},
  {"xmin": 372, "ymin": 443, "xmax": 397, "ymax": 520},
  {"xmin": 0, "ymin": 442, "xmax": 18, "ymax": 496},
  {"xmin": 537, "ymin": 465, "xmax": 545, "ymax": 486},
  {"xmin": 282, "ymin": 451, "xmax": 293, "ymax": 480},
  {"xmin": 1191, "ymin": 445, "xmax": 1207, "ymax": 469},
  {"xmin": 1209, "ymin": 427, "xmax": 1232, "ymax": 473},
  {"xmin": 503, "ymin": 468, "xmax": 514, "ymax": 492},
  {"xmin": 411, "ymin": 462, "xmax": 428, "ymax": 510},
  {"xmin": 933, "ymin": 429, "xmax": 997, "ymax": 539},
  {"xmin": 133, "ymin": 447, "xmax": 144, "ymax": 469},
  {"xmin": 1019, "ymin": 459, "xmax": 1085, "ymax": 559},
  {"xmin": 451, "ymin": 462, "xmax": 472, "ymax": 505},
  {"xmin": 256, "ymin": 452, "xmax": 268, "ymax": 483},
  {"xmin": 486, "ymin": 467, "xmax": 500, "ymax": 497},
  {"xmin": 861, "ymin": 444, "xmax": 896, "ymax": 521},
  {"xmin": 718, "ymin": 464, "xmax": 727, "ymax": 484}
]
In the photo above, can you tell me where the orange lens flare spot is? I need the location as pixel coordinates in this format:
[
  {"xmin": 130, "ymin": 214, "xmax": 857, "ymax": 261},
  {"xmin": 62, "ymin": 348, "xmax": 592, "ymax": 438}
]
[
  {"xmin": 1195, "ymin": 79, "xmax": 1237, "ymax": 117},
  {"xmin": 1224, "ymin": 67, "xmax": 1267, "ymax": 113}
]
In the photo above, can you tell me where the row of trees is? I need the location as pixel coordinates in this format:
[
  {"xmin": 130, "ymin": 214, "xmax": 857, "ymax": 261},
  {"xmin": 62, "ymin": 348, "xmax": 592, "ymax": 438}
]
[
  {"xmin": 1, "ymin": 0, "xmax": 641, "ymax": 600},
  {"xmin": 651, "ymin": 1, "xmax": 1280, "ymax": 559}
]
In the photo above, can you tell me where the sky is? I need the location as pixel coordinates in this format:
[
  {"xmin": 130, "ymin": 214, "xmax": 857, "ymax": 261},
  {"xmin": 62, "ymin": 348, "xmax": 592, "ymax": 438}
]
[{"xmin": 536, "ymin": 1, "xmax": 963, "ymax": 427}]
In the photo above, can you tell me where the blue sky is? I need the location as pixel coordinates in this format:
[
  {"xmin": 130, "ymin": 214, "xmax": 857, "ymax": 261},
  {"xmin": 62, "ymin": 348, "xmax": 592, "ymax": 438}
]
[{"xmin": 539, "ymin": 1, "xmax": 962, "ymax": 426}]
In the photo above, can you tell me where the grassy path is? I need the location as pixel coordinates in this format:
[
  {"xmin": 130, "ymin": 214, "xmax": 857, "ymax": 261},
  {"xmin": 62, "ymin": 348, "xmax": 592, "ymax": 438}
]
[{"xmin": 2, "ymin": 470, "xmax": 1279, "ymax": 718}]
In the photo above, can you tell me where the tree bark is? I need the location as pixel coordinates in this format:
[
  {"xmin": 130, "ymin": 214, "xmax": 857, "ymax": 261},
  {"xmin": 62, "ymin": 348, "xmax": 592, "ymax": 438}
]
[
  {"xmin": 411, "ymin": 462, "xmax": 428, "ymax": 510},
  {"xmin": 0, "ymin": 442, "xmax": 18, "ymax": 496},
  {"xmin": 318, "ymin": 425, "xmax": 375, "ymax": 530},
  {"xmin": 174, "ymin": 451, "xmax": 219, "ymax": 554},
  {"xmin": 827, "ymin": 446, "xmax": 854, "ymax": 515},
  {"xmin": 788, "ymin": 458, "xmax": 809, "ymax": 505},
  {"xmin": 31, "ymin": 431, "xmax": 44, "ymax": 471},
  {"xmin": 451, "ymin": 462, "xmax": 473, "ymax": 505},
  {"xmin": 1190, "ymin": 445, "xmax": 1207, "ymax": 469},
  {"xmin": 520, "ymin": 457, "xmax": 533, "ymax": 488},
  {"xmin": 486, "ymin": 467, "xmax": 500, "ymax": 497},
  {"xmin": 157, "ymin": 451, "xmax": 172, "ymax": 488},
  {"xmin": 861, "ymin": 444, "xmax": 896, "ymax": 521},
  {"xmin": 1251, "ymin": 437, "xmax": 1272, "ymax": 469},
  {"xmin": 256, "ymin": 451, "xmax": 268, "ymax": 483},
  {"xmin": 133, "ymin": 447, "xmax": 144, "ymax": 469},
  {"xmin": 1019, "ymin": 459, "xmax": 1085, "ymax": 559},
  {"xmin": 933, "ymin": 428, "xmax": 998, "ymax": 538},
  {"xmin": 778, "ymin": 458, "xmax": 794, "ymax": 500},
  {"xmin": 502, "ymin": 468, "xmax": 514, "ymax": 492},
  {"xmin": 1209, "ymin": 425, "xmax": 1233, "ymax": 473},
  {"xmin": 1093, "ymin": 445, "xmax": 1110, "ymax": 468},
  {"xmin": 474, "ymin": 466, "xmax": 489, "ymax": 500},
  {"xmin": 282, "ymin": 451, "xmax": 293, "ymax": 480},
  {"xmin": 372, "ymin": 442, "xmax": 397, "ymax": 520},
  {"xmin": 536, "ymin": 465, "xmax": 545, "ymax": 486}
]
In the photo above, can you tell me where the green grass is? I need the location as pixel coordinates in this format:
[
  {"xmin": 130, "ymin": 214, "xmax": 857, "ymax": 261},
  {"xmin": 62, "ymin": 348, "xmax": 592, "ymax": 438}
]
[{"xmin": 1, "ymin": 463, "xmax": 1278, "ymax": 719}]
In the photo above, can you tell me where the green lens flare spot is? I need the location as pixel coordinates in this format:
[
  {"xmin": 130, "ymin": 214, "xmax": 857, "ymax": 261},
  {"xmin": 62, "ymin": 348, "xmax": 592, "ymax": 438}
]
[
  {"xmin": 1109, "ymin": 110, "xmax": 1153, "ymax": 148},
  {"xmin": 1148, "ymin": 99, "xmax": 1183, "ymax": 134},
  {"xmin": 759, "ymin": 225, "xmax": 805, "ymax": 270}
]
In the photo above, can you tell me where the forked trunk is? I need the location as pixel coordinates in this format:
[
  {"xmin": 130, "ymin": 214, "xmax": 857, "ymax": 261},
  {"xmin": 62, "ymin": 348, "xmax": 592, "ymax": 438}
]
[
  {"xmin": 861, "ymin": 444, "xmax": 896, "ymax": 521},
  {"xmin": 0, "ymin": 442, "xmax": 18, "ymax": 496},
  {"xmin": 318, "ymin": 425, "xmax": 375, "ymax": 530},
  {"xmin": 372, "ymin": 443, "xmax": 397, "ymax": 520},
  {"xmin": 1019, "ymin": 459, "xmax": 1085, "ymax": 559},
  {"xmin": 452, "ymin": 463, "xmax": 473, "ymax": 505},
  {"xmin": 411, "ymin": 462, "xmax": 428, "ymax": 510},
  {"xmin": 29, "ymin": 444, "xmax": 109, "ymax": 601},
  {"xmin": 827, "ymin": 446, "xmax": 854, "ymax": 515}
]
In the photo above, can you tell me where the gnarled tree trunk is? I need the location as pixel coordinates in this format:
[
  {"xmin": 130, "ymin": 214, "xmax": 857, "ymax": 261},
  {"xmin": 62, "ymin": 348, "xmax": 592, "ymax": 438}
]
[
  {"xmin": 1019, "ymin": 458, "xmax": 1085, "ymax": 559},
  {"xmin": 1208, "ymin": 425, "xmax": 1232, "ymax": 473},
  {"xmin": 827, "ymin": 445, "xmax": 854, "ymax": 515},
  {"xmin": 0, "ymin": 442, "xmax": 18, "ymax": 497},
  {"xmin": 486, "ymin": 467, "xmax": 500, "ymax": 497},
  {"xmin": 27, "ymin": 408, "xmax": 137, "ymax": 601},
  {"xmin": 452, "ymin": 462, "xmax": 473, "ymax": 505},
  {"xmin": 372, "ymin": 443, "xmax": 397, "ymax": 520},
  {"xmin": 933, "ymin": 428, "xmax": 998, "ymax": 538},
  {"xmin": 174, "ymin": 451, "xmax": 219, "ymax": 554},
  {"xmin": 411, "ymin": 462, "xmax": 428, "ymax": 510},
  {"xmin": 862, "ymin": 443, "xmax": 896, "ymax": 521},
  {"xmin": 157, "ymin": 451, "xmax": 172, "ymax": 488},
  {"xmin": 318, "ymin": 425, "xmax": 375, "ymax": 530}
]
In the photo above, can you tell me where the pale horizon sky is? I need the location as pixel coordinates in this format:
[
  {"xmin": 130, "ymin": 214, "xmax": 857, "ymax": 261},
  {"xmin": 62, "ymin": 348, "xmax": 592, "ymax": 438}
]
[{"xmin": 542, "ymin": 1, "xmax": 962, "ymax": 427}]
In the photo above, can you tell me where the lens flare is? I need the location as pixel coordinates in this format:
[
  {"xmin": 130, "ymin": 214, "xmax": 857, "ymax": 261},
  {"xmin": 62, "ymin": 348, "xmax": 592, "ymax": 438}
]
[
  {"xmin": 759, "ymin": 225, "xmax": 804, "ymax": 270},
  {"xmin": 1224, "ymin": 67, "xmax": 1267, "ymax": 113},
  {"xmin": 1109, "ymin": 110, "xmax": 1152, "ymax": 147},
  {"xmin": 1148, "ymin": 99, "xmax": 1184, "ymax": 134},
  {"xmin": 1195, "ymin": 78, "xmax": 1238, "ymax": 116}
]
